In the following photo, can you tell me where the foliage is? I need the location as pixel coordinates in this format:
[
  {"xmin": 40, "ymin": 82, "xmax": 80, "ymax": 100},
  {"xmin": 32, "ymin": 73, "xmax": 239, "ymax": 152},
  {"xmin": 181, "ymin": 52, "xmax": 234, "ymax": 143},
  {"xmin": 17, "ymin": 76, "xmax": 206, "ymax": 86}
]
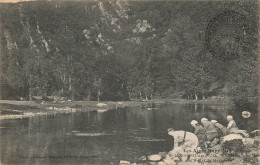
[{"xmin": 0, "ymin": 0, "xmax": 258, "ymax": 104}]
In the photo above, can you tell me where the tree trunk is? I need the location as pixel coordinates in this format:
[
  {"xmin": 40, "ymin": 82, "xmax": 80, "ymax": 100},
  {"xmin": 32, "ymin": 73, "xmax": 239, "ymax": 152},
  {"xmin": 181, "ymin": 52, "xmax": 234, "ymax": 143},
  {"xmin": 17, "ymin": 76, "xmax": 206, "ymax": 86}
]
[
  {"xmin": 68, "ymin": 75, "xmax": 72, "ymax": 91},
  {"xmin": 28, "ymin": 87, "xmax": 32, "ymax": 101},
  {"xmin": 128, "ymin": 91, "xmax": 131, "ymax": 99},
  {"xmin": 87, "ymin": 88, "xmax": 91, "ymax": 101},
  {"xmin": 202, "ymin": 95, "xmax": 205, "ymax": 100},
  {"xmin": 68, "ymin": 74, "xmax": 75, "ymax": 100},
  {"xmin": 194, "ymin": 93, "xmax": 198, "ymax": 100},
  {"xmin": 97, "ymin": 88, "xmax": 101, "ymax": 101},
  {"xmin": 71, "ymin": 88, "xmax": 74, "ymax": 101},
  {"xmin": 60, "ymin": 73, "xmax": 65, "ymax": 93},
  {"xmin": 150, "ymin": 94, "xmax": 153, "ymax": 100},
  {"xmin": 42, "ymin": 90, "xmax": 47, "ymax": 100},
  {"xmin": 28, "ymin": 77, "xmax": 33, "ymax": 101}
]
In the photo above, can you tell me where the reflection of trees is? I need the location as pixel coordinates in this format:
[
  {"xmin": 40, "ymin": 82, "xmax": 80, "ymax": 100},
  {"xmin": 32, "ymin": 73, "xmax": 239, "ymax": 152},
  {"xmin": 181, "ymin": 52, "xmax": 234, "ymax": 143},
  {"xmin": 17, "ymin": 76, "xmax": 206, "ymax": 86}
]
[
  {"xmin": 68, "ymin": 112, "xmax": 74, "ymax": 132},
  {"xmin": 96, "ymin": 111, "xmax": 104, "ymax": 122},
  {"xmin": 144, "ymin": 110, "xmax": 151, "ymax": 131},
  {"xmin": 195, "ymin": 103, "xmax": 198, "ymax": 111},
  {"xmin": 89, "ymin": 111, "xmax": 98, "ymax": 124},
  {"xmin": 117, "ymin": 104, "xmax": 234, "ymax": 132}
]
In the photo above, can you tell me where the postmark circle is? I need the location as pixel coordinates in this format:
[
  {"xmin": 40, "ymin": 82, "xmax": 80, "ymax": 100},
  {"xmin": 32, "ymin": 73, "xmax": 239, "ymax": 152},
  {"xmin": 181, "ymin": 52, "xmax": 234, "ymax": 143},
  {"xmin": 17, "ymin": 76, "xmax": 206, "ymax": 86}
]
[{"xmin": 205, "ymin": 11, "xmax": 248, "ymax": 60}]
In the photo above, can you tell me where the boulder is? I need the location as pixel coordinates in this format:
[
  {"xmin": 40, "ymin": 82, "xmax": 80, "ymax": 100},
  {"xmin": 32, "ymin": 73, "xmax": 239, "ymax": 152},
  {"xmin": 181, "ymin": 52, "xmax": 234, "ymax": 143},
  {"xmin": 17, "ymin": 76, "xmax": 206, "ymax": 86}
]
[
  {"xmin": 163, "ymin": 157, "xmax": 176, "ymax": 165},
  {"xmin": 189, "ymin": 154, "xmax": 197, "ymax": 161},
  {"xmin": 249, "ymin": 148, "xmax": 259, "ymax": 157},
  {"xmin": 157, "ymin": 161, "xmax": 167, "ymax": 165},
  {"xmin": 222, "ymin": 134, "xmax": 243, "ymax": 142},
  {"xmin": 242, "ymin": 138, "xmax": 255, "ymax": 146},
  {"xmin": 173, "ymin": 157, "xmax": 180, "ymax": 161},
  {"xmin": 97, "ymin": 103, "xmax": 107, "ymax": 107},
  {"xmin": 209, "ymin": 144, "xmax": 221, "ymax": 151},
  {"xmin": 97, "ymin": 109, "xmax": 109, "ymax": 113},
  {"xmin": 195, "ymin": 153, "xmax": 207, "ymax": 161},
  {"xmin": 120, "ymin": 160, "xmax": 131, "ymax": 165},
  {"xmin": 178, "ymin": 162, "xmax": 200, "ymax": 165},
  {"xmin": 222, "ymin": 138, "xmax": 245, "ymax": 156},
  {"xmin": 181, "ymin": 155, "xmax": 188, "ymax": 162},
  {"xmin": 147, "ymin": 154, "xmax": 162, "ymax": 161},
  {"xmin": 138, "ymin": 155, "xmax": 146, "ymax": 161},
  {"xmin": 158, "ymin": 152, "xmax": 167, "ymax": 158}
]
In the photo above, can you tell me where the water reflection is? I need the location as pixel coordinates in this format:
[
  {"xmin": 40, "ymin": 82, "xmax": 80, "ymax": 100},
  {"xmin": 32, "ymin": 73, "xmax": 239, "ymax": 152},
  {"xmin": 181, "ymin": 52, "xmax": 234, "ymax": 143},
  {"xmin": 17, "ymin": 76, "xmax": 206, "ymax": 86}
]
[{"xmin": 0, "ymin": 103, "xmax": 256, "ymax": 164}]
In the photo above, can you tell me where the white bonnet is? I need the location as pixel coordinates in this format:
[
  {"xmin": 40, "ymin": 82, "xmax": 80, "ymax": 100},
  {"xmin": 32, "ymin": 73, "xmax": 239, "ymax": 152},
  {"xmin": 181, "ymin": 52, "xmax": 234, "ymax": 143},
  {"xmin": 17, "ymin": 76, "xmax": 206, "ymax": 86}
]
[
  {"xmin": 191, "ymin": 120, "xmax": 198, "ymax": 125},
  {"xmin": 201, "ymin": 118, "xmax": 208, "ymax": 122},
  {"xmin": 211, "ymin": 120, "xmax": 217, "ymax": 123}
]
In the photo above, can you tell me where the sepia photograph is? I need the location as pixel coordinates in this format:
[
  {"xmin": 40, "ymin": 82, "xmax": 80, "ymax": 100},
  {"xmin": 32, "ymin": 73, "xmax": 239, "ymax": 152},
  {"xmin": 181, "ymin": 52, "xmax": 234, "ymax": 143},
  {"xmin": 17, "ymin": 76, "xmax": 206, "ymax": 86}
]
[{"xmin": 0, "ymin": 0, "xmax": 259, "ymax": 164}]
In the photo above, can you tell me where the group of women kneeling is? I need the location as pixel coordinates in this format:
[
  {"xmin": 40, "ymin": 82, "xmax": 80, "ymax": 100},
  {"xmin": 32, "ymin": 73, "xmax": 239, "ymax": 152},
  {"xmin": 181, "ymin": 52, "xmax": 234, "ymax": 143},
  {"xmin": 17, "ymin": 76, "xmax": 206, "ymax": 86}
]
[
  {"xmin": 190, "ymin": 115, "xmax": 249, "ymax": 149},
  {"xmin": 165, "ymin": 115, "xmax": 249, "ymax": 162}
]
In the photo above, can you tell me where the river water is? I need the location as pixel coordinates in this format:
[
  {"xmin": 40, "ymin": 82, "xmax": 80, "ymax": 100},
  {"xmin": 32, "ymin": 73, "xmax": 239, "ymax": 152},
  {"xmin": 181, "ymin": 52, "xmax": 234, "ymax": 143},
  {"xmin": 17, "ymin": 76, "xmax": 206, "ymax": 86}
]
[{"xmin": 0, "ymin": 103, "xmax": 257, "ymax": 164}]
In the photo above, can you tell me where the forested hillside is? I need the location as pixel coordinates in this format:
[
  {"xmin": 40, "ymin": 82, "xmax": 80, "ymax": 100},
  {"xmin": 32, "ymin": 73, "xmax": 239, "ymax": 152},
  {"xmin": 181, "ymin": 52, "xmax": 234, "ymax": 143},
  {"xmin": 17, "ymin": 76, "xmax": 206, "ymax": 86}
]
[{"xmin": 0, "ymin": 0, "xmax": 258, "ymax": 106}]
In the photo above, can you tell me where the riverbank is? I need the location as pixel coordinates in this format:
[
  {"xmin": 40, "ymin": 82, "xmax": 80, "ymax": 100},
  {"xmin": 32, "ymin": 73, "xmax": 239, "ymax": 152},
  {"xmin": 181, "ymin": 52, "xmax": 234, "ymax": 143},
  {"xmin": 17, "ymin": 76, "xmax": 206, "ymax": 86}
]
[
  {"xmin": 120, "ymin": 142, "xmax": 259, "ymax": 165},
  {"xmin": 0, "ymin": 98, "xmax": 232, "ymax": 120},
  {"xmin": 120, "ymin": 135, "xmax": 260, "ymax": 165}
]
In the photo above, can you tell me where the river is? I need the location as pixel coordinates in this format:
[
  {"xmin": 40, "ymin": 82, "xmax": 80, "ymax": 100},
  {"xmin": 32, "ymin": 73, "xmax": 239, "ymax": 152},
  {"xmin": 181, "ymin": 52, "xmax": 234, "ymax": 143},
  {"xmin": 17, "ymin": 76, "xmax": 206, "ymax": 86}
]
[{"xmin": 0, "ymin": 103, "xmax": 257, "ymax": 164}]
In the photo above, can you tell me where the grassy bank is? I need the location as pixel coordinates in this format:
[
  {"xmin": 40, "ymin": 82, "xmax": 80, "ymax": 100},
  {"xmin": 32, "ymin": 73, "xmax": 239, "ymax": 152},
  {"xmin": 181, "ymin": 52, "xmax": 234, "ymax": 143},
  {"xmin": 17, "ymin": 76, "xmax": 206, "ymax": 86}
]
[{"xmin": 0, "ymin": 98, "xmax": 232, "ymax": 120}]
